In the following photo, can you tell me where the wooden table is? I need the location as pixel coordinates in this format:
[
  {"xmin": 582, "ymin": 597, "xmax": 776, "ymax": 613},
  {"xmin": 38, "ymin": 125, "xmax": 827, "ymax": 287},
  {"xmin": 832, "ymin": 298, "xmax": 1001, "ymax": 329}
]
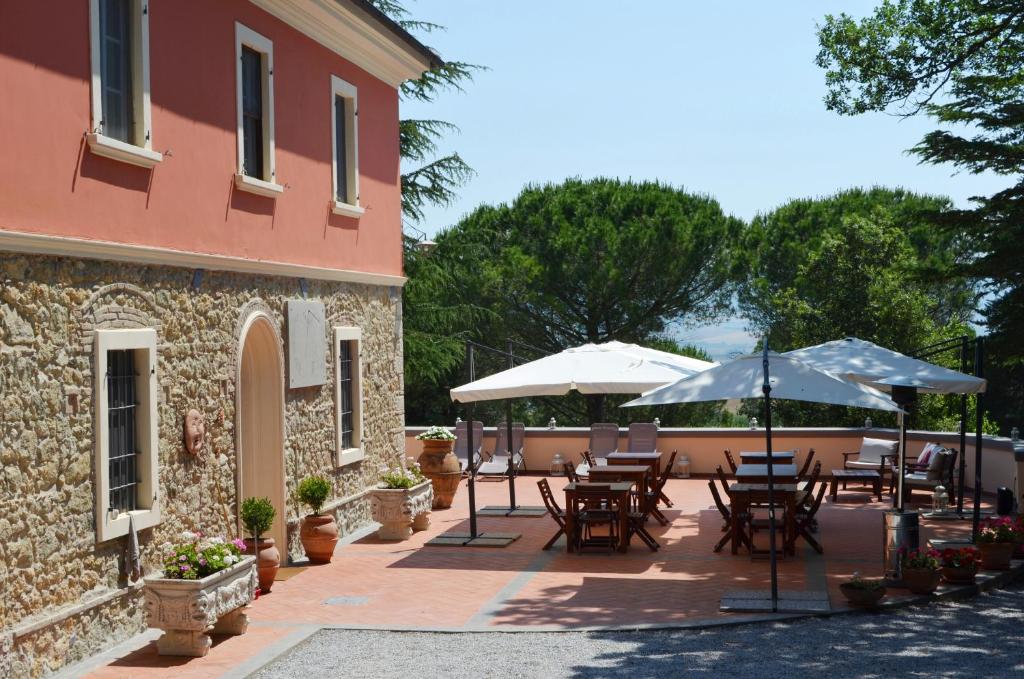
[
  {"xmin": 734, "ymin": 463, "xmax": 798, "ymax": 484},
  {"xmin": 830, "ymin": 469, "xmax": 882, "ymax": 501},
  {"xmin": 607, "ymin": 452, "xmax": 668, "ymax": 505},
  {"xmin": 563, "ymin": 482, "xmax": 633, "ymax": 553},
  {"xmin": 729, "ymin": 483, "xmax": 798, "ymax": 555},
  {"xmin": 588, "ymin": 464, "xmax": 649, "ymax": 492},
  {"xmin": 739, "ymin": 451, "xmax": 795, "ymax": 464}
]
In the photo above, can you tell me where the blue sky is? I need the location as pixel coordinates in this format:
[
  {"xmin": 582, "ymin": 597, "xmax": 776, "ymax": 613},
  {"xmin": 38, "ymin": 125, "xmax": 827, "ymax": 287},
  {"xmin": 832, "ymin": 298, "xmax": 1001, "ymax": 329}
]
[{"xmin": 401, "ymin": 1, "xmax": 1010, "ymax": 359}]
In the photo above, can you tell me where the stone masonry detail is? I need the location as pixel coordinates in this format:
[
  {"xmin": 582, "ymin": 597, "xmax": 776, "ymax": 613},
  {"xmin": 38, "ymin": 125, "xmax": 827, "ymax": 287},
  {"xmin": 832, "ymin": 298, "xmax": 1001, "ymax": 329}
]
[{"xmin": 0, "ymin": 253, "xmax": 404, "ymax": 677}]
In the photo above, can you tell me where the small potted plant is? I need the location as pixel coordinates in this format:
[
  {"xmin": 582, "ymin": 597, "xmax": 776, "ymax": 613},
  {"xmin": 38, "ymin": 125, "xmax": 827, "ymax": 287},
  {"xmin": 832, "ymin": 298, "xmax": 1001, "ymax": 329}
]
[
  {"xmin": 298, "ymin": 475, "xmax": 338, "ymax": 564},
  {"xmin": 839, "ymin": 572, "xmax": 886, "ymax": 607},
  {"xmin": 240, "ymin": 496, "xmax": 279, "ymax": 593},
  {"xmin": 415, "ymin": 425, "xmax": 461, "ymax": 509},
  {"xmin": 900, "ymin": 548, "xmax": 942, "ymax": 594},
  {"xmin": 368, "ymin": 459, "xmax": 433, "ymax": 540},
  {"xmin": 144, "ymin": 531, "xmax": 256, "ymax": 656},
  {"xmin": 976, "ymin": 516, "xmax": 1019, "ymax": 570},
  {"xmin": 940, "ymin": 547, "xmax": 979, "ymax": 584}
]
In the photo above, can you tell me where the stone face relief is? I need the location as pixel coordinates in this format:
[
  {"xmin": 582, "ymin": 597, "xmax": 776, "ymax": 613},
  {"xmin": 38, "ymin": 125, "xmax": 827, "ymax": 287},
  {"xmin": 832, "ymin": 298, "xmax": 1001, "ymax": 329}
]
[{"xmin": 183, "ymin": 409, "xmax": 206, "ymax": 456}]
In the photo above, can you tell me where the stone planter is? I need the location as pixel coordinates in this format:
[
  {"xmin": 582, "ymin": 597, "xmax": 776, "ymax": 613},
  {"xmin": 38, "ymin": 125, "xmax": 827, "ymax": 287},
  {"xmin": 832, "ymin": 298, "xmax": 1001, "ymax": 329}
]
[
  {"xmin": 979, "ymin": 541, "xmax": 1014, "ymax": 570},
  {"xmin": 941, "ymin": 565, "xmax": 977, "ymax": 584},
  {"xmin": 144, "ymin": 556, "xmax": 257, "ymax": 657},
  {"xmin": 901, "ymin": 567, "xmax": 941, "ymax": 595},
  {"xmin": 244, "ymin": 537, "xmax": 280, "ymax": 593},
  {"xmin": 369, "ymin": 481, "xmax": 433, "ymax": 540},
  {"xmin": 418, "ymin": 439, "xmax": 461, "ymax": 509},
  {"xmin": 839, "ymin": 583, "xmax": 886, "ymax": 607},
  {"xmin": 300, "ymin": 514, "xmax": 339, "ymax": 564}
]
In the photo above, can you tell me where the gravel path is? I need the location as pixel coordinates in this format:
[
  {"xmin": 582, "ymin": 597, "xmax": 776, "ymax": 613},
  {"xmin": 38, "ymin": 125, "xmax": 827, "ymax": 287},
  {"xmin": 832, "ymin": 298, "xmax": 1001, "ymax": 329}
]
[{"xmin": 252, "ymin": 582, "xmax": 1024, "ymax": 679}]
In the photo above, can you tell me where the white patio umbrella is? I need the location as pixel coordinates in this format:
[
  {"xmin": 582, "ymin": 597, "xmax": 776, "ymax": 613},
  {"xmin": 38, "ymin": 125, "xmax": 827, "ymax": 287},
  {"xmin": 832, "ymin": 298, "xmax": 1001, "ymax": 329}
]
[
  {"xmin": 784, "ymin": 337, "xmax": 987, "ymax": 523},
  {"xmin": 450, "ymin": 341, "xmax": 715, "ymax": 403},
  {"xmin": 624, "ymin": 348, "xmax": 902, "ymax": 612},
  {"xmin": 784, "ymin": 338, "xmax": 986, "ymax": 395}
]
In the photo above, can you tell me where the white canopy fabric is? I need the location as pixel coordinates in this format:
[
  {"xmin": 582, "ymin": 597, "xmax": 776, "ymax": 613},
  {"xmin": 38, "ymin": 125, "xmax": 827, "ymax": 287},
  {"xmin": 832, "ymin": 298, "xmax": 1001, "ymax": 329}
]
[
  {"xmin": 622, "ymin": 351, "xmax": 902, "ymax": 412},
  {"xmin": 784, "ymin": 337, "xmax": 986, "ymax": 395},
  {"xmin": 450, "ymin": 341, "xmax": 715, "ymax": 404}
]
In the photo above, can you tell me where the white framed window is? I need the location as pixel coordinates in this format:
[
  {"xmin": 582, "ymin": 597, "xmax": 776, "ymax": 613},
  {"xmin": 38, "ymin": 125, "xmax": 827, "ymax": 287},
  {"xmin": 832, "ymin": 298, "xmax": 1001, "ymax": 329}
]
[
  {"xmin": 87, "ymin": 0, "xmax": 162, "ymax": 168},
  {"xmin": 93, "ymin": 328, "xmax": 160, "ymax": 542},
  {"xmin": 234, "ymin": 23, "xmax": 282, "ymax": 197},
  {"xmin": 334, "ymin": 327, "xmax": 364, "ymax": 466},
  {"xmin": 330, "ymin": 76, "xmax": 363, "ymax": 218}
]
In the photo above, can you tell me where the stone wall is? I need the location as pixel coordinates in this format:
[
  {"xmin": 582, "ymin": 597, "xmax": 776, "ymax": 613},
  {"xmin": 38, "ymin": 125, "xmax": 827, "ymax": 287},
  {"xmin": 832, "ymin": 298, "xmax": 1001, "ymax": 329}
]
[{"xmin": 0, "ymin": 252, "xmax": 405, "ymax": 677}]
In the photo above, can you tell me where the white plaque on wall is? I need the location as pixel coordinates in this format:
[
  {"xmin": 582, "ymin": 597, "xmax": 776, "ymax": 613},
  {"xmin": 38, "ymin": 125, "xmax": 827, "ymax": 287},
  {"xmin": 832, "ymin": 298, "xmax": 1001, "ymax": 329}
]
[{"xmin": 287, "ymin": 300, "xmax": 327, "ymax": 389}]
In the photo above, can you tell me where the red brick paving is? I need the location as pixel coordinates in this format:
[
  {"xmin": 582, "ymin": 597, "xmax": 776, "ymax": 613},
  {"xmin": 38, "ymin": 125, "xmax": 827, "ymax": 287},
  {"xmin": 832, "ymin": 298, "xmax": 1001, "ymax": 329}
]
[{"xmin": 84, "ymin": 477, "xmax": 978, "ymax": 678}]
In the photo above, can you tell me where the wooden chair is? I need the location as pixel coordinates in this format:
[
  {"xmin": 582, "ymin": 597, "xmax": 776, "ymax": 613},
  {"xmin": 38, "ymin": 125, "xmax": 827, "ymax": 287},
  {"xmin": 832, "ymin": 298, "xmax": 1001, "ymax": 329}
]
[
  {"xmin": 797, "ymin": 448, "xmax": 817, "ymax": 481},
  {"xmin": 537, "ymin": 479, "xmax": 566, "ymax": 550},
  {"xmin": 794, "ymin": 483, "xmax": 828, "ymax": 554},
  {"xmin": 723, "ymin": 449, "xmax": 738, "ymax": 474},
  {"xmin": 627, "ymin": 482, "xmax": 661, "ymax": 552},
  {"xmin": 715, "ymin": 464, "xmax": 732, "ymax": 490},
  {"xmin": 708, "ymin": 480, "xmax": 751, "ymax": 553},
  {"xmin": 645, "ymin": 451, "xmax": 676, "ymax": 526},
  {"xmin": 796, "ymin": 460, "xmax": 823, "ymax": 506},
  {"xmin": 563, "ymin": 461, "xmax": 580, "ymax": 483},
  {"xmin": 572, "ymin": 484, "xmax": 619, "ymax": 553}
]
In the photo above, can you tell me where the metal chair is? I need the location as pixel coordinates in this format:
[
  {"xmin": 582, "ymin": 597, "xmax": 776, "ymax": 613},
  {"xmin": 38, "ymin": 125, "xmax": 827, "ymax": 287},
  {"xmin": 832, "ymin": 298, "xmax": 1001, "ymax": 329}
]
[
  {"xmin": 588, "ymin": 423, "xmax": 619, "ymax": 464},
  {"xmin": 453, "ymin": 420, "xmax": 484, "ymax": 474},
  {"xmin": 627, "ymin": 422, "xmax": 658, "ymax": 452}
]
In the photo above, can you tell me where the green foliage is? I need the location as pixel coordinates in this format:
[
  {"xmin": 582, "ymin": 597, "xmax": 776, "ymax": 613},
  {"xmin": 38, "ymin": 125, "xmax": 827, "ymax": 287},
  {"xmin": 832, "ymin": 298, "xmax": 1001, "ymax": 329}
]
[
  {"xmin": 368, "ymin": 0, "xmax": 482, "ymax": 222},
  {"xmin": 402, "ymin": 178, "xmax": 742, "ymax": 424},
  {"xmin": 816, "ymin": 0, "xmax": 1024, "ymax": 433},
  {"xmin": 380, "ymin": 460, "xmax": 427, "ymax": 489},
  {"xmin": 240, "ymin": 497, "xmax": 275, "ymax": 541},
  {"xmin": 737, "ymin": 188, "xmax": 983, "ymax": 429},
  {"xmin": 297, "ymin": 476, "xmax": 331, "ymax": 516}
]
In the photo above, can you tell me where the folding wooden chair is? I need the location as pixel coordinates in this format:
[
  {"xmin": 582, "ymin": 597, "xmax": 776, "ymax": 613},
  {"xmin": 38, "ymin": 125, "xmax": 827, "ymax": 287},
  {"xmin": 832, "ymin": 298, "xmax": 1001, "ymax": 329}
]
[
  {"xmin": 563, "ymin": 461, "xmax": 580, "ymax": 483},
  {"xmin": 794, "ymin": 483, "xmax": 828, "ymax": 554},
  {"xmin": 797, "ymin": 448, "xmax": 817, "ymax": 481},
  {"xmin": 645, "ymin": 451, "xmax": 676, "ymax": 526},
  {"xmin": 572, "ymin": 484, "xmax": 619, "ymax": 553},
  {"xmin": 537, "ymin": 479, "xmax": 566, "ymax": 550},
  {"xmin": 708, "ymin": 480, "xmax": 751, "ymax": 553},
  {"xmin": 723, "ymin": 449, "xmax": 738, "ymax": 474}
]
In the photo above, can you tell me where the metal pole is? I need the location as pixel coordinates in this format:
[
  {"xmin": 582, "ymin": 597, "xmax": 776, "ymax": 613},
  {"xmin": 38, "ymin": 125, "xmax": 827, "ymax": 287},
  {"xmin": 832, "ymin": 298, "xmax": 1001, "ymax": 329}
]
[
  {"xmin": 958, "ymin": 338, "xmax": 968, "ymax": 513},
  {"xmin": 466, "ymin": 342, "xmax": 478, "ymax": 539},
  {"xmin": 505, "ymin": 340, "xmax": 517, "ymax": 512},
  {"xmin": 761, "ymin": 342, "xmax": 778, "ymax": 613},
  {"xmin": 972, "ymin": 337, "xmax": 984, "ymax": 540},
  {"xmin": 896, "ymin": 410, "xmax": 908, "ymax": 512}
]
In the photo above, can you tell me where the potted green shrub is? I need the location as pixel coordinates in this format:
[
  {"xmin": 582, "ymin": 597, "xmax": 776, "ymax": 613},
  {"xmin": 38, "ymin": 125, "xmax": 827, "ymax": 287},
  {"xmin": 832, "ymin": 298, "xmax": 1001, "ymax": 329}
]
[
  {"xmin": 368, "ymin": 459, "xmax": 433, "ymax": 540},
  {"xmin": 900, "ymin": 548, "xmax": 941, "ymax": 594},
  {"xmin": 940, "ymin": 547, "xmax": 979, "ymax": 584},
  {"xmin": 298, "ymin": 475, "xmax": 338, "ymax": 564},
  {"xmin": 839, "ymin": 572, "xmax": 886, "ymax": 607},
  {"xmin": 240, "ymin": 496, "xmax": 279, "ymax": 593},
  {"xmin": 976, "ymin": 517, "xmax": 1019, "ymax": 570}
]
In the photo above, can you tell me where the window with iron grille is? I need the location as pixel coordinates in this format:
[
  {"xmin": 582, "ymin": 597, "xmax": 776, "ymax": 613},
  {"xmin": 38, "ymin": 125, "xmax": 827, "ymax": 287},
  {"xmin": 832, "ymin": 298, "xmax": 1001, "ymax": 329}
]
[
  {"xmin": 241, "ymin": 46, "xmax": 264, "ymax": 179},
  {"xmin": 338, "ymin": 340, "xmax": 354, "ymax": 450},
  {"xmin": 106, "ymin": 349, "xmax": 138, "ymax": 513},
  {"xmin": 99, "ymin": 0, "xmax": 134, "ymax": 143}
]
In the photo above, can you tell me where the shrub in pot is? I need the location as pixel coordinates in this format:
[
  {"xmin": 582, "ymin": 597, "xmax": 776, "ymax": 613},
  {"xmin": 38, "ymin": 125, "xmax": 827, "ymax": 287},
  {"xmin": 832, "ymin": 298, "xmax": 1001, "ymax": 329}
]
[
  {"xmin": 976, "ymin": 517, "xmax": 1019, "ymax": 570},
  {"xmin": 241, "ymin": 496, "xmax": 279, "ymax": 593},
  {"xmin": 839, "ymin": 572, "xmax": 886, "ymax": 607},
  {"xmin": 298, "ymin": 475, "xmax": 339, "ymax": 563},
  {"xmin": 900, "ymin": 548, "xmax": 941, "ymax": 595},
  {"xmin": 940, "ymin": 547, "xmax": 979, "ymax": 584}
]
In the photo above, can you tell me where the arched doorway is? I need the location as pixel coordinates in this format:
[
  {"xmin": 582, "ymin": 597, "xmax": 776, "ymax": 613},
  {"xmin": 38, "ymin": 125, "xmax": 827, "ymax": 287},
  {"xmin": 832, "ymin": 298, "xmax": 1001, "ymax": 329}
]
[{"xmin": 236, "ymin": 312, "xmax": 287, "ymax": 553}]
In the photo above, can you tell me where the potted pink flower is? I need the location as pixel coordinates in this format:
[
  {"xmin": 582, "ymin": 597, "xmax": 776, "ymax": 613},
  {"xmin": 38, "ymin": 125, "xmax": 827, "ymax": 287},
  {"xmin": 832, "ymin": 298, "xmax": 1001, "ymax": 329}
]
[{"xmin": 976, "ymin": 517, "xmax": 1020, "ymax": 570}]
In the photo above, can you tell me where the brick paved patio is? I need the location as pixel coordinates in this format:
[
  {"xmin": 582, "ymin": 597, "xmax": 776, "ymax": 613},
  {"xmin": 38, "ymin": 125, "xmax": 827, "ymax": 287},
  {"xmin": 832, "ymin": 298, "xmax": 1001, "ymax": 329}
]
[{"xmin": 83, "ymin": 476, "xmax": 982, "ymax": 678}]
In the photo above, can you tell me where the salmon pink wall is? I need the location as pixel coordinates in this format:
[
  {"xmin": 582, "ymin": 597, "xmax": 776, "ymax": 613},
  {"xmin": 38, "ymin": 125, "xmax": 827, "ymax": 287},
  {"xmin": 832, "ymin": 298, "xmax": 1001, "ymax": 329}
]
[{"xmin": 0, "ymin": 0, "xmax": 403, "ymax": 276}]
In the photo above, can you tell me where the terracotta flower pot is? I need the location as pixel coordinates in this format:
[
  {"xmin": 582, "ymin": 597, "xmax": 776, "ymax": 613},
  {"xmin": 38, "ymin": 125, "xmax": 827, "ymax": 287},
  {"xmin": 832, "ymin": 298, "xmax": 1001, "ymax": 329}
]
[
  {"xmin": 979, "ymin": 541, "xmax": 1014, "ymax": 570},
  {"xmin": 300, "ymin": 514, "xmax": 339, "ymax": 564},
  {"xmin": 901, "ymin": 567, "xmax": 941, "ymax": 595},
  {"xmin": 941, "ymin": 565, "xmax": 977, "ymax": 584},
  {"xmin": 839, "ymin": 583, "xmax": 886, "ymax": 607},
  {"xmin": 418, "ymin": 439, "xmax": 461, "ymax": 509},
  {"xmin": 244, "ymin": 537, "xmax": 280, "ymax": 593}
]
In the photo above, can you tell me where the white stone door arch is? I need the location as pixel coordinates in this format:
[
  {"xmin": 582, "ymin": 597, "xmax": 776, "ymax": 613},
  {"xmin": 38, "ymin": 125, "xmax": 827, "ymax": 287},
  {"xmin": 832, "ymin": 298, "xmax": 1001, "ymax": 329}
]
[{"xmin": 236, "ymin": 308, "xmax": 287, "ymax": 553}]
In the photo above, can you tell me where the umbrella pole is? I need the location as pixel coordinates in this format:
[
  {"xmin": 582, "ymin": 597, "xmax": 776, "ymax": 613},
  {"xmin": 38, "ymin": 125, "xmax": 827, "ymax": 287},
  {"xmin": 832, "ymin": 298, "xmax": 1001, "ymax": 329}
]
[
  {"xmin": 505, "ymin": 340, "xmax": 517, "ymax": 512},
  {"xmin": 972, "ymin": 338, "xmax": 984, "ymax": 540},
  {"xmin": 466, "ymin": 343, "xmax": 479, "ymax": 540},
  {"xmin": 895, "ymin": 410, "xmax": 907, "ymax": 512},
  {"xmin": 761, "ymin": 343, "xmax": 778, "ymax": 613}
]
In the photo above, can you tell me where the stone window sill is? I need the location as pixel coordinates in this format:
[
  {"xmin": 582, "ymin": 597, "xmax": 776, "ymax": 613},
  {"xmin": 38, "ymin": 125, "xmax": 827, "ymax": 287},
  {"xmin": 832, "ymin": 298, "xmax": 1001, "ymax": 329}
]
[
  {"xmin": 332, "ymin": 201, "xmax": 365, "ymax": 218},
  {"xmin": 87, "ymin": 133, "xmax": 163, "ymax": 169},
  {"xmin": 97, "ymin": 507, "xmax": 160, "ymax": 543},
  {"xmin": 234, "ymin": 173, "xmax": 284, "ymax": 198},
  {"xmin": 338, "ymin": 447, "xmax": 364, "ymax": 467}
]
